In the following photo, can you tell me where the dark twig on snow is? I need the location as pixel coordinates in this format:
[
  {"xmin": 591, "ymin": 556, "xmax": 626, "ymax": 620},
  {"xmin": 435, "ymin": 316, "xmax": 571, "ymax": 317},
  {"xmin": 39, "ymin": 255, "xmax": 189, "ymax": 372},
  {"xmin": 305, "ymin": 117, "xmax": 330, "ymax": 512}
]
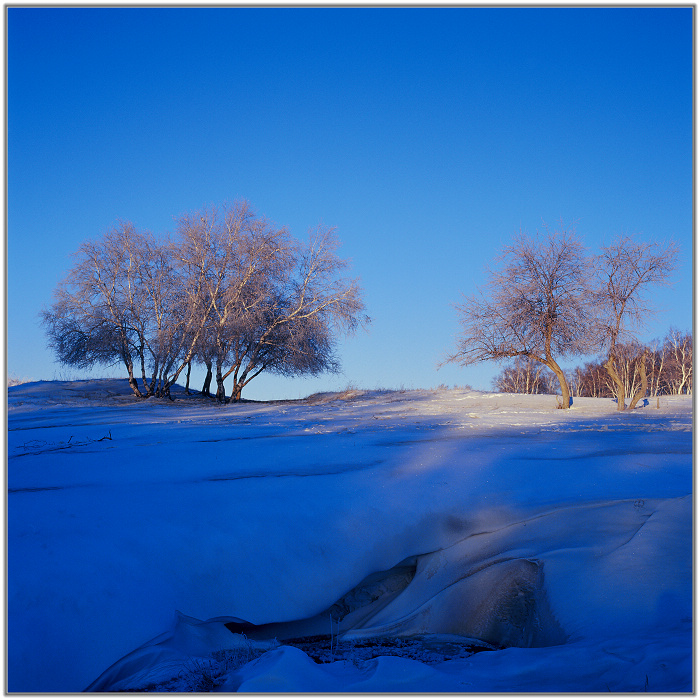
[{"xmin": 15, "ymin": 431, "xmax": 114, "ymax": 457}]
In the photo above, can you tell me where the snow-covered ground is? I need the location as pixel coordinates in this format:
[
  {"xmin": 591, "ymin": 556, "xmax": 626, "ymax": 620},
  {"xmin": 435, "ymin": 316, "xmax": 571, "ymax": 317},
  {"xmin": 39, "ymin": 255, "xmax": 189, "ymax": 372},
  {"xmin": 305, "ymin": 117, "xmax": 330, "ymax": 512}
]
[{"xmin": 7, "ymin": 380, "xmax": 693, "ymax": 692}]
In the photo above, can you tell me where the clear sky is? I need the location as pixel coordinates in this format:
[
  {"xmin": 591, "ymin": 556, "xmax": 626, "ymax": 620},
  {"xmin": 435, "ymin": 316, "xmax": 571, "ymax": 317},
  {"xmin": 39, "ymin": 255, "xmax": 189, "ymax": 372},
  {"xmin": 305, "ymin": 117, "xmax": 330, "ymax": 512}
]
[{"xmin": 7, "ymin": 6, "xmax": 693, "ymax": 400}]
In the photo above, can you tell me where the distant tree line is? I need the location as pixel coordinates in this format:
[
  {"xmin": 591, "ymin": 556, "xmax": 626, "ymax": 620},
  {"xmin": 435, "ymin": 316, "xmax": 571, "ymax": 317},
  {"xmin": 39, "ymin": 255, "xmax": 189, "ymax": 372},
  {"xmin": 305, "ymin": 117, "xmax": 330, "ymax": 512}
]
[
  {"xmin": 42, "ymin": 201, "xmax": 369, "ymax": 401},
  {"xmin": 446, "ymin": 221, "xmax": 685, "ymax": 410},
  {"xmin": 570, "ymin": 329, "xmax": 692, "ymax": 398},
  {"xmin": 494, "ymin": 328, "xmax": 692, "ymax": 399},
  {"xmin": 492, "ymin": 357, "xmax": 559, "ymax": 395}
]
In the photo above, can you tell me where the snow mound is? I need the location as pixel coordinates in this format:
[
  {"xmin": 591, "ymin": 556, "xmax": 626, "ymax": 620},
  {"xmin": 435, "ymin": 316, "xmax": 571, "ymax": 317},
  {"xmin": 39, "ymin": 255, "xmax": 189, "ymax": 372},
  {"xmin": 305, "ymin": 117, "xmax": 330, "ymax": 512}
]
[
  {"xmin": 85, "ymin": 496, "xmax": 690, "ymax": 691},
  {"xmin": 7, "ymin": 378, "xmax": 200, "ymax": 405}
]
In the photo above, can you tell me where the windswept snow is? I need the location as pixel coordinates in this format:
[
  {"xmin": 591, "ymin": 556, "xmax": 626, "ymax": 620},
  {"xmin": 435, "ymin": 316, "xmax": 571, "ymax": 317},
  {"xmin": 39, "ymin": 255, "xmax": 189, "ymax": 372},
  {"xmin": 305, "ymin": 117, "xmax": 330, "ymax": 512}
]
[{"xmin": 7, "ymin": 380, "xmax": 692, "ymax": 692}]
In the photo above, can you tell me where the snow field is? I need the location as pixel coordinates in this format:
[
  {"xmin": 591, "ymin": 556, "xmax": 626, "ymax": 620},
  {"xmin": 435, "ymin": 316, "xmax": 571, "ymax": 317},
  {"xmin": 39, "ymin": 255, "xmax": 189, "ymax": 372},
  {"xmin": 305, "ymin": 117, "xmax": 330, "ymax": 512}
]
[{"xmin": 7, "ymin": 381, "xmax": 693, "ymax": 692}]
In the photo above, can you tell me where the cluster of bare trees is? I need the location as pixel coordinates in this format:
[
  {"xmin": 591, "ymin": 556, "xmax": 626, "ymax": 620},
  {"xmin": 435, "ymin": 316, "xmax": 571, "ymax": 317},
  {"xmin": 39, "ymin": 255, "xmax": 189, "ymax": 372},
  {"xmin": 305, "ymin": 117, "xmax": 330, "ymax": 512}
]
[
  {"xmin": 42, "ymin": 201, "xmax": 369, "ymax": 401},
  {"xmin": 493, "ymin": 356, "xmax": 559, "ymax": 395},
  {"xmin": 570, "ymin": 329, "xmax": 692, "ymax": 399},
  {"xmin": 446, "ymin": 221, "xmax": 684, "ymax": 410},
  {"xmin": 495, "ymin": 329, "xmax": 692, "ymax": 400}
]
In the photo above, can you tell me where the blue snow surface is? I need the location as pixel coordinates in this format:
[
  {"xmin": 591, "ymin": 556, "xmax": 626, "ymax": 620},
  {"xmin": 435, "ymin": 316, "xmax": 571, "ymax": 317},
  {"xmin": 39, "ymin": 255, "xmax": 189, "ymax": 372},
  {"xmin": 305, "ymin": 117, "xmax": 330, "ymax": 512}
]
[{"xmin": 7, "ymin": 380, "xmax": 693, "ymax": 692}]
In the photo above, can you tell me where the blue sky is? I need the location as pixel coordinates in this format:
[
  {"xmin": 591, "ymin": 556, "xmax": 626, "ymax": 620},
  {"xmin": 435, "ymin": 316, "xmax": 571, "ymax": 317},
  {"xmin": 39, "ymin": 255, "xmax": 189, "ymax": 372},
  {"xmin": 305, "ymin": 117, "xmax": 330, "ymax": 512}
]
[{"xmin": 7, "ymin": 6, "xmax": 693, "ymax": 400}]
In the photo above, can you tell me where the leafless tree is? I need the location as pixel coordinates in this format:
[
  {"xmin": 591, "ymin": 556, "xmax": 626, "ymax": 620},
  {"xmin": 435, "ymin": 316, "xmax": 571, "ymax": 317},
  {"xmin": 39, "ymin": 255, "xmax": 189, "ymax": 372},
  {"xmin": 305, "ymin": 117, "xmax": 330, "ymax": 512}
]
[
  {"xmin": 42, "ymin": 221, "xmax": 209, "ymax": 399},
  {"xmin": 645, "ymin": 337, "xmax": 666, "ymax": 398},
  {"xmin": 599, "ymin": 341, "xmax": 648, "ymax": 405},
  {"xmin": 571, "ymin": 360, "xmax": 610, "ymax": 398},
  {"xmin": 126, "ymin": 229, "xmax": 197, "ymax": 398},
  {"xmin": 170, "ymin": 204, "xmax": 366, "ymax": 402},
  {"xmin": 446, "ymin": 223, "xmax": 596, "ymax": 408},
  {"xmin": 571, "ymin": 328, "xmax": 692, "ymax": 400},
  {"xmin": 662, "ymin": 328, "xmax": 692, "ymax": 395},
  {"xmin": 218, "ymin": 223, "xmax": 369, "ymax": 402},
  {"xmin": 43, "ymin": 222, "xmax": 154, "ymax": 397},
  {"xmin": 493, "ymin": 356, "xmax": 548, "ymax": 394},
  {"xmin": 170, "ymin": 202, "xmax": 279, "ymax": 401},
  {"xmin": 594, "ymin": 235, "xmax": 679, "ymax": 410}
]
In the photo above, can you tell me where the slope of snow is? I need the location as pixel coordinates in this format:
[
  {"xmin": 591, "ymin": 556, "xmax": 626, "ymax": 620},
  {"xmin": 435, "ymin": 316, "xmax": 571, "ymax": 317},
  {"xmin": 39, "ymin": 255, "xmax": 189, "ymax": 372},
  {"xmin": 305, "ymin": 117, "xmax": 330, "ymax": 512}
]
[{"xmin": 7, "ymin": 381, "xmax": 693, "ymax": 692}]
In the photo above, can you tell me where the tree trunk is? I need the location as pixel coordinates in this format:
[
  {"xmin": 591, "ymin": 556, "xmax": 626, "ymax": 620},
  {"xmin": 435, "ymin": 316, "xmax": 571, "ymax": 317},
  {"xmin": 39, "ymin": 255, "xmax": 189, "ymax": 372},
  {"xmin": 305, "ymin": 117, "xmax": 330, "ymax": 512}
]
[
  {"xmin": 215, "ymin": 361, "xmax": 226, "ymax": 403},
  {"xmin": 230, "ymin": 383, "xmax": 243, "ymax": 403},
  {"xmin": 547, "ymin": 359, "xmax": 571, "ymax": 409},
  {"xmin": 184, "ymin": 361, "xmax": 192, "ymax": 395},
  {"xmin": 604, "ymin": 355, "xmax": 626, "ymax": 411},
  {"xmin": 654, "ymin": 351, "xmax": 665, "ymax": 397},
  {"xmin": 161, "ymin": 349, "xmax": 198, "ymax": 400},
  {"xmin": 629, "ymin": 351, "xmax": 649, "ymax": 410},
  {"xmin": 677, "ymin": 369, "xmax": 687, "ymax": 395},
  {"xmin": 125, "ymin": 360, "xmax": 143, "ymax": 398},
  {"xmin": 226, "ymin": 363, "xmax": 266, "ymax": 404},
  {"xmin": 138, "ymin": 348, "xmax": 157, "ymax": 398},
  {"xmin": 154, "ymin": 369, "xmax": 166, "ymax": 398},
  {"xmin": 201, "ymin": 361, "xmax": 213, "ymax": 397}
]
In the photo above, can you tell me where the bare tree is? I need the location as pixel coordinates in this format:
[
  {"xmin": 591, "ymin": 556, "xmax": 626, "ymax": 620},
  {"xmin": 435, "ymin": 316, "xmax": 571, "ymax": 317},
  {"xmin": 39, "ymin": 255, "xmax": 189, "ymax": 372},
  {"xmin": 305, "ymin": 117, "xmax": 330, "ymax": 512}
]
[
  {"xmin": 170, "ymin": 202, "xmax": 278, "ymax": 401},
  {"xmin": 124, "ymin": 229, "xmax": 191, "ymax": 398},
  {"xmin": 594, "ymin": 235, "xmax": 679, "ymax": 410},
  {"xmin": 571, "ymin": 329, "xmax": 692, "ymax": 401},
  {"xmin": 169, "ymin": 203, "xmax": 364, "ymax": 403},
  {"xmin": 220, "ymin": 223, "xmax": 369, "ymax": 402},
  {"xmin": 42, "ymin": 221, "xmax": 210, "ymax": 399},
  {"xmin": 645, "ymin": 338, "xmax": 665, "ymax": 398},
  {"xmin": 493, "ymin": 356, "xmax": 547, "ymax": 394},
  {"xmin": 599, "ymin": 341, "xmax": 646, "ymax": 403},
  {"xmin": 42, "ymin": 222, "xmax": 154, "ymax": 397},
  {"xmin": 446, "ymin": 223, "xmax": 595, "ymax": 408},
  {"xmin": 574, "ymin": 360, "xmax": 612, "ymax": 398},
  {"xmin": 663, "ymin": 328, "xmax": 692, "ymax": 395}
]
